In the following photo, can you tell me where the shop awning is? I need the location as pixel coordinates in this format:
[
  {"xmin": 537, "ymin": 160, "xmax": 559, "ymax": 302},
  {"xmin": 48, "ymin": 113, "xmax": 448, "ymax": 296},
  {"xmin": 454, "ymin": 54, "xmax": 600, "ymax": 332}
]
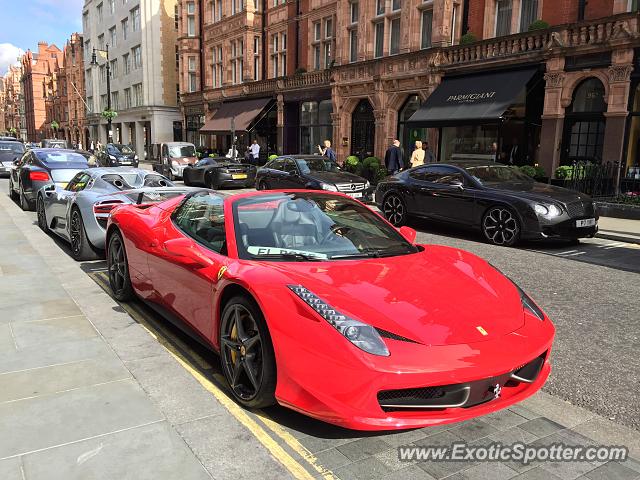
[
  {"xmin": 200, "ymin": 98, "xmax": 272, "ymax": 133},
  {"xmin": 408, "ymin": 69, "xmax": 537, "ymax": 127}
]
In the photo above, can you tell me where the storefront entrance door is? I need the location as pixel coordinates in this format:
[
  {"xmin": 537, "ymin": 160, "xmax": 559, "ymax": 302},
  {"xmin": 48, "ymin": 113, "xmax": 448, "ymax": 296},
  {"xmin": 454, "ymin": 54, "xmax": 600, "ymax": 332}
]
[{"xmin": 351, "ymin": 100, "xmax": 375, "ymax": 158}]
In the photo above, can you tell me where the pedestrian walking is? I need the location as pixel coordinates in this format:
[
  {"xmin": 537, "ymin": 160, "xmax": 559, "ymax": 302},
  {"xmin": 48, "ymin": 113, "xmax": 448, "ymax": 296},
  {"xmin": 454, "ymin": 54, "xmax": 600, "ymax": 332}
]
[
  {"xmin": 384, "ymin": 139, "xmax": 404, "ymax": 174},
  {"xmin": 409, "ymin": 140, "xmax": 425, "ymax": 168},
  {"xmin": 318, "ymin": 140, "xmax": 337, "ymax": 163},
  {"xmin": 249, "ymin": 139, "xmax": 261, "ymax": 165},
  {"xmin": 77, "ymin": 141, "xmax": 83, "ymax": 151},
  {"xmin": 424, "ymin": 141, "xmax": 436, "ymax": 163}
]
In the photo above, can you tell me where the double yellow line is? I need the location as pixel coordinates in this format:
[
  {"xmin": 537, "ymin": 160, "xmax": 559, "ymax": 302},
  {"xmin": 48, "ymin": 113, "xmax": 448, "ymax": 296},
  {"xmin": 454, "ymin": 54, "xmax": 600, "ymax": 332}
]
[{"xmin": 90, "ymin": 272, "xmax": 338, "ymax": 480}]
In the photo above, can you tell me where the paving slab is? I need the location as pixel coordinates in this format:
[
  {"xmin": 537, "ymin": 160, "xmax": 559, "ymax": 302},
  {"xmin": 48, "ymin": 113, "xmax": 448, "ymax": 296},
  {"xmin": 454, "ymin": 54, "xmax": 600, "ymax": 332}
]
[
  {"xmin": 11, "ymin": 315, "xmax": 98, "ymax": 349},
  {"xmin": 0, "ymin": 457, "xmax": 23, "ymax": 480},
  {"xmin": 22, "ymin": 421, "xmax": 211, "ymax": 480}
]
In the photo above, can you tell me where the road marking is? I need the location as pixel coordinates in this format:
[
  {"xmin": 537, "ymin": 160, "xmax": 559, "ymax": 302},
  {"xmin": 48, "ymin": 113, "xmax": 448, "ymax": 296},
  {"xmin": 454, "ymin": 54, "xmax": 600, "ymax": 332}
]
[{"xmin": 89, "ymin": 271, "xmax": 320, "ymax": 480}]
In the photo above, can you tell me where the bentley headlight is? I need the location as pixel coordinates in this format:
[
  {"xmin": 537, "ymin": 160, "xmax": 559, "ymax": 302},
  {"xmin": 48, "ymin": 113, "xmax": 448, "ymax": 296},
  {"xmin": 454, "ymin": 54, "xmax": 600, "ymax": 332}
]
[
  {"xmin": 548, "ymin": 204, "xmax": 562, "ymax": 217},
  {"xmin": 288, "ymin": 285, "xmax": 389, "ymax": 356},
  {"xmin": 534, "ymin": 204, "xmax": 548, "ymax": 216},
  {"xmin": 321, "ymin": 183, "xmax": 338, "ymax": 192},
  {"xmin": 535, "ymin": 204, "xmax": 562, "ymax": 217}
]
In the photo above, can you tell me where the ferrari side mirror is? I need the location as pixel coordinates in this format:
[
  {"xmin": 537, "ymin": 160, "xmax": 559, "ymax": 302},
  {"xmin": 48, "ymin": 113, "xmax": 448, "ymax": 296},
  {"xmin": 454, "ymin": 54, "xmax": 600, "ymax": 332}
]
[{"xmin": 398, "ymin": 226, "xmax": 417, "ymax": 244}]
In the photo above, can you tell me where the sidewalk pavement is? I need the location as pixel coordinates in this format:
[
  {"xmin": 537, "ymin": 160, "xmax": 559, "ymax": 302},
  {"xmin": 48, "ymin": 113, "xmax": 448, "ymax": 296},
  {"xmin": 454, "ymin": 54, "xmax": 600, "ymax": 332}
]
[
  {"xmin": 597, "ymin": 217, "xmax": 640, "ymax": 244},
  {"xmin": 0, "ymin": 192, "xmax": 293, "ymax": 480}
]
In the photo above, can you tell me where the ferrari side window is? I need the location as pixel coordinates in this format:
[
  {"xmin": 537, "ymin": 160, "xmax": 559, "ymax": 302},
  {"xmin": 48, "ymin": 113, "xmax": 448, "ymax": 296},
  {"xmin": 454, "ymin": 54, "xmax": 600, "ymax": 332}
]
[{"xmin": 174, "ymin": 194, "xmax": 227, "ymax": 255}]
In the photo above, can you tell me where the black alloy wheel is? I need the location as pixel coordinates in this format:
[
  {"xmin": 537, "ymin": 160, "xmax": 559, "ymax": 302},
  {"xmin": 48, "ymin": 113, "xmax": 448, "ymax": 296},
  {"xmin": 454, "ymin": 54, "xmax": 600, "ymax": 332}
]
[
  {"xmin": 19, "ymin": 187, "xmax": 31, "ymax": 211},
  {"xmin": 482, "ymin": 206, "xmax": 521, "ymax": 247},
  {"xmin": 207, "ymin": 173, "xmax": 220, "ymax": 190},
  {"xmin": 9, "ymin": 178, "xmax": 18, "ymax": 201},
  {"xmin": 69, "ymin": 208, "xmax": 98, "ymax": 260},
  {"xmin": 107, "ymin": 231, "xmax": 134, "ymax": 301},
  {"xmin": 257, "ymin": 179, "xmax": 269, "ymax": 191},
  {"xmin": 220, "ymin": 296, "xmax": 276, "ymax": 408},
  {"xmin": 36, "ymin": 196, "xmax": 48, "ymax": 232},
  {"xmin": 383, "ymin": 193, "xmax": 406, "ymax": 227}
]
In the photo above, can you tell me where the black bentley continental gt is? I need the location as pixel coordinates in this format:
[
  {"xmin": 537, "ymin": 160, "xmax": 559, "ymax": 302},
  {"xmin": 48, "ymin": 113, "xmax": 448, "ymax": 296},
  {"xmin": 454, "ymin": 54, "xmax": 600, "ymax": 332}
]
[
  {"xmin": 182, "ymin": 157, "xmax": 256, "ymax": 189},
  {"xmin": 375, "ymin": 160, "xmax": 598, "ymax": 246}
]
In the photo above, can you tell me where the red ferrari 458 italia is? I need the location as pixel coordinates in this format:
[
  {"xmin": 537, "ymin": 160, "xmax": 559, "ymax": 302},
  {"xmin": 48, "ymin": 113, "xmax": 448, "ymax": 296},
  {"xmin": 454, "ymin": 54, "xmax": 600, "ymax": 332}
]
[{"xmin": 106, "ymin": 188, "xmax": 555, "ymax": 430}]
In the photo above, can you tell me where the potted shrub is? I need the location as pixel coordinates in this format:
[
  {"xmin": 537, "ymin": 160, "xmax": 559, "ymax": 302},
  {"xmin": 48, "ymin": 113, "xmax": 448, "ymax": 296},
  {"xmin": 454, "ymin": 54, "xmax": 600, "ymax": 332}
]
[
  {"xmin": 528, "ymin": 20, "xmax": 550, "ymax": 31},
  {"xmin": 344, "ymin": 155, "xmax": 360, "ymax": 173},
  {"xmin": 360, "ymin": 156, "xmax": 382, "ymax": 183},
  {"xmin": 459, "ymin": 32, "xmax": 477, "ymax": 45}
]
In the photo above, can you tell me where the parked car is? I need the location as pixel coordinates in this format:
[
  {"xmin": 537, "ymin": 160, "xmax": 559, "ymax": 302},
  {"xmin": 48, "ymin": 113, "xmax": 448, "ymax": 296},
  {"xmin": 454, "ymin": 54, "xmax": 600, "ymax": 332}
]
[
  {"xmin": 106, "ymin": 189, "xmax": 554, "ymax": 430},
  {"xmin": 183, "ymin": 157, "xmax": 256, "ymax": 189},
  {"xmin": 0, "ymin": 136, "xmax": 21, "ymax": 142},
  {"xmin": 376, "ymin": 160, "xmax": 599, "ymax": 246},
  {"xmin": 256, "ymin": 155, "xmax": 372, "ymax": 201},
  {"xmin": 36, "ymin": 167, "xmax": 174, "ymax": 260},
  {"xmin": 95, "ymin": 143, "xmax": 139, "ymax": 167},
  {"xmin": 25, "ymin": 142, "xmax": 40, "ymax": 150},
  {"xmin": 41, "ymin": 139, "xmax": 69, "ymax": 149},
  {"xmin": 9, "ymin": 148, "xmax": 88, "ymax": 211},
  {"xmin": 149, "ymin": 142, "xmax": 197, "ymax": 180},
  {"xmin": 0, "ymin": 140, "xmax": 25, "ymax": 177}
]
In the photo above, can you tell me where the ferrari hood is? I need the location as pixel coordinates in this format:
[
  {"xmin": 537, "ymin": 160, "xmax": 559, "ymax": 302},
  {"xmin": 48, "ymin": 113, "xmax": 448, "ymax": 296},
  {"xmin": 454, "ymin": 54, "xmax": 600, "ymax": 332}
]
[{"xmin": 266, "ymin": 246, "xmax": 525, "ymax": 346}]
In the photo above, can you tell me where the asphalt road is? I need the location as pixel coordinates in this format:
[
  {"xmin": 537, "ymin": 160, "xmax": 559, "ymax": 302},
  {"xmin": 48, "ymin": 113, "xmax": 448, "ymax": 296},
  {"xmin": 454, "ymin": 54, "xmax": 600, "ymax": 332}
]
[{"xmin": 3, "ymin": 178, "xmax": 639, "ymax": 432}]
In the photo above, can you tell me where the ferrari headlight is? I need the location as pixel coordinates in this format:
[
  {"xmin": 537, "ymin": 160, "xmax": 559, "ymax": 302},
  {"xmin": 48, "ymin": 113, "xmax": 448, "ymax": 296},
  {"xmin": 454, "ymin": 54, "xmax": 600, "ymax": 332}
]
[
  {"xmin": 288, "ymin": 285, "xmax": 390, "ymax": 356},
  {"xmin": 321, "ymin": 183, "xmax": 338, "ymax": 192}
]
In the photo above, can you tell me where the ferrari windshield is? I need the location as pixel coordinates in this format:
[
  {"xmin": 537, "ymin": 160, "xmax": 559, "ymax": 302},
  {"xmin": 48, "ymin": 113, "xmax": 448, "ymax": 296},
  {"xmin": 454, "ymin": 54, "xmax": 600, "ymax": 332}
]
[
  {"xmin": 0, "ymin": 141, "xmax": 25, "ymax": 154},
  {"xmin": 465, "ymin": 165, "xmax": 534, "ymax": 185},
  {"xmin": 295, "ymin": 157, "xmax": 339, "ymax": 174},
  {"xmin": 169, "ymin": 145, "xmax": 196, "ymax": 158},
  {"xmin": 233, "ymin": 192, "xmax": 418, "ymax": 261}
]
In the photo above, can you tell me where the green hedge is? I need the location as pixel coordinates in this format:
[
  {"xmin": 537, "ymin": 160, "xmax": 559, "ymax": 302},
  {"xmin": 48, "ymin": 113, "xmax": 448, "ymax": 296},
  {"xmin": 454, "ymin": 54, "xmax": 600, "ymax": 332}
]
[
  {"xmin": 519, "ymin": 165, "xmax": 546, "ymax": 179},
  {"xmin": 459, "ymin": 33, "xmax": 477, "ymax": 45},
  {"xmin": 344, "ymin": 155, "xmax": 360, "ymax": 173}
]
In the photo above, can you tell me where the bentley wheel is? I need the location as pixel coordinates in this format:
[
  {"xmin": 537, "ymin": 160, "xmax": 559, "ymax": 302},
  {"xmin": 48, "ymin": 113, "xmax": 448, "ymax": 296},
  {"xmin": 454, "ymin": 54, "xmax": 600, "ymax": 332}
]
[
  {"xmin": 69, "ymin": 208, "xmax": 99, "ymax": 261},
  {"xmin": 257, "ymin": 179, "xmax": 269, "ymax": 191},
  {"xmin": 220, "ymin": 296, "xmax": 276, "ymax": 408},
  {"xmin": 37, "ymin": 196, "xmax": 48, "ymax": 232},
  {"xmin": 383, "ymin": 194, "xmax": 406, "ymax": 227},
  {"xmin": 107, "ymin": 231, "xmax": 134, "ymax": 301},
  {"xmin": 482, "ymin": 206, "xmax": 521, "ymax": 247}
]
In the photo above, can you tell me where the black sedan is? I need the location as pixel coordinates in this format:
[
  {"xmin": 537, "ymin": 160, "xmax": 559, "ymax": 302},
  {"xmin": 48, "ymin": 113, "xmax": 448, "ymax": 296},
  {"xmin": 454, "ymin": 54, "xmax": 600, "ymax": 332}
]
[
  {"xmin": 256, "ymin": 155, "xmax": 372, "ymax": 201},
  {"xmin": 9, "ymin": 149, "xmax": 89, "ymax": 211},
  {"xmin": 96, "ymin": 143, "xmax": 139, "ymax": 167},
  {"xmin": 375, "ymin": 161, "xmax": 598, "ymax": 246},
  {"xmin": 182, "ymin": 157, "xmax": 256, "ymax": 189}
]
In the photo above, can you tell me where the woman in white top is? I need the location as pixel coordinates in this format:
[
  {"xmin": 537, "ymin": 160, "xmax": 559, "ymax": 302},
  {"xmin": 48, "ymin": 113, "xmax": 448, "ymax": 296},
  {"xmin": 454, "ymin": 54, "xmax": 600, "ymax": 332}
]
[{"xmin": 409, "ymin": 140, "xmax": 425, "ymax": 168}]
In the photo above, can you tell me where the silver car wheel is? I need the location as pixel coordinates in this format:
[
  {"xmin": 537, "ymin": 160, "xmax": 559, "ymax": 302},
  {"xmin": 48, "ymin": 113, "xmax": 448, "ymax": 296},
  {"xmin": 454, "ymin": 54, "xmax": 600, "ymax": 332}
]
[
  {"xmin": 37, "ymin": 197, "xmax": 48, "ymax": 231},
  {"xmin": 70, "ymin": 210, "xmax": 82, "ymax": 254},
  {"xmin": 482, "ymin": 207, "xmax": 520, "ymax": 246},
  {"xmin": 383, "ymin": 194, "xmax": 405, "ymax": 226}
]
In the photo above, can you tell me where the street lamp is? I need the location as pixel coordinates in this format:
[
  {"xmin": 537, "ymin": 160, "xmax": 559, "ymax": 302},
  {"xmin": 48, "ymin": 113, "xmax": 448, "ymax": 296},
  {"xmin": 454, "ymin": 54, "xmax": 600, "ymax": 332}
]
[{"xmin": 90, "ymin": 45, "xmax": 112, "ymax": 143}]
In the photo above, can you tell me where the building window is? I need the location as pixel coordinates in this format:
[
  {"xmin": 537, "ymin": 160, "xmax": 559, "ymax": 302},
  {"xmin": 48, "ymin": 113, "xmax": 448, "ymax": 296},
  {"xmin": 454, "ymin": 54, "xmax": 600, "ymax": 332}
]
[
  {"xmin": 392, "ymin": 0, "xmax": 402, "ymax": 11},
  {"xmin": 83, "ymin": 11, "xmax": 89, "ymax": 31},
  {"xmin": 187, "ymin": 2, "xmax": 196, "ymax": 36},
  {"xmin": 450, "ymin": 4, "xmax": 458, "ymax": 44},
  {"xmin": 495, "ymin": 0, "xmax": 512, "ymax": 37},
  {"xmin": 231, "ymin": 0, "xmax": 243, "ymax": 15},
  {"xmin": 519, "ymin": 0, "xmax": 538, "ymax": 32},
  {"xmin": 188, "ymin": 56, "xmax": 197, "ymax": 92},
  {"xmin": 175, "ymin": 5, "xmax": 179, "ymax": 30},
  {"xmin": 111, "ymin": 91, "xmax": 119, "ymax": 110},
  {"xmin": 132, "ymin": 45, "xmax": 142, "ymax": 69},
  {"xmin": 421, "ymin": 8, "xmax": 433, "ymax": 49},
  {"xmin": 133, "ymin": 83, "xmax": 143, "ymax": 107},
  {"xmin": 350, "ymin": 1, "xmax": 359, "ymax": 23},
  {"xmin": 97, "ymin": 3, "xmax": 103, "ymax": 23},
  {"xmin": 376, "ymin": 0, "xmax": 385, "ymax": 15},
  {"xmin": 212, "ymin": 45, "xmax": 223, "ymax": 87},
  {"xmin": 629, "ymin": 0, "xmax": 640, "ymax": 12},
  {"xmin": 122, "ymin": 18, "xmax": 129, "ymax": 40},
  {"xmin": 349, "ymin": 29, "xmax": 358, "ymax": 63},
  {"xmin": 231, "ymin": 39, "xmax": 244, "ymax": 85},
  {"xmin": 271, "ymin": 32, "xmax": 286, "ymax": 78},
  {"xmin": 109, "ymin": 0, "xmax": 115, "ymax": 14},
  {"xmin": 131, "ymin": 6, "xmax": 140, "ymax": 32},
  {"xmin": 390, "ymin": 17, "xmax": 401, "ymax": 55},
  {"xmin": 98, "ymin": 34, "xmax": 105, "ymax": 50},
  {"xmin": 109, "ymin": 26, "xmax": 117, "ymax": 48},
  {"xmin": 110, "ymin": 59, "xmax": 118, "ymax": 78},
  {"xmin": 254, "ymin": 36, "xmax": 260, "ymax": 81},
  {"xmin": 311, "ymin": 17, "xmax": 334, "ymax": 70},
  {"xmin": 123, "ymin": 53, "xmax": 130, "ymax": 74},
  {"xmin": 99, "ymin": 64, "xmax": 106, "ymax": 84},
  {"xmin": 124, "ymin": 88, "xmax": 131, "ymax": 109},
  {"xmin": 100, "ymin": 94, "xmax": 107, "ymax": 110},
  {"xmin": 215, "ymin": 0, "xmax": 222, "ymax": 21},
  {"xmin": 374, "ymin": 22, "xmax": 384, "ymax": 58}
]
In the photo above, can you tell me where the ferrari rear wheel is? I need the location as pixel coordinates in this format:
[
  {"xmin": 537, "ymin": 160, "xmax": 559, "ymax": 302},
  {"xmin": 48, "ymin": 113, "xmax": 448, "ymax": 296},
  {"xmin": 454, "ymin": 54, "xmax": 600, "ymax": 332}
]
[
  {"xmin": 482, "ymin": 206, "xmax": 521, "ymax": 247},
  {"xmin": 383, "ymin": 193, "xmax": 406, "ymax": 227},
  {"xmin": 37, "ymin": 196, "xmax": 48, "ymax": 232},
  {"xmin": 69, "ymin": 208, "xmax": 99, "ymax": 261},
  {"xmin": 107, "ymin": 231, "xmax": 134, "ymax": 301},
  {"xmin": 220, "ymin": 296, "xmax": 276, "ymax": 408}
]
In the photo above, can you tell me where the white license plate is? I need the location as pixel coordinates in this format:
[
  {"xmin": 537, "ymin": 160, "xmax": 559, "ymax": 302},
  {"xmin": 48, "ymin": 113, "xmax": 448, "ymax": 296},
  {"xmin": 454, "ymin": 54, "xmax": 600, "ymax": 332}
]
[
  {"xmin": 346, "ymin": 192, "xmax": 363, "ymax": 198},
  {"xmin": 576, "ymin": 218, "xmax": 596, "ymax": 228}
]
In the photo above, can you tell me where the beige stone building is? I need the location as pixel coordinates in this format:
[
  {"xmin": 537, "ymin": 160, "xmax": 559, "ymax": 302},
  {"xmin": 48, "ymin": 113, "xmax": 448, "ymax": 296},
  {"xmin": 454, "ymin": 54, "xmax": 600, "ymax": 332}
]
[{"xmin": 178, "ymin": 0, "xmax": 640, "ymax": 176}]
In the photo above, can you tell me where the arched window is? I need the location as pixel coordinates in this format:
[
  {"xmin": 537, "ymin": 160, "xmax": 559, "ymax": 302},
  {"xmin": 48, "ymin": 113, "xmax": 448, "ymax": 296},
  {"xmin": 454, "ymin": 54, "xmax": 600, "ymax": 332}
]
[
  {"xmin": 561, "ymin": 78, "xmax": 606, "ymax": 165},
  {"xmin": 351, "ymin": 99, "xmax": 375, "ymax": 158}
]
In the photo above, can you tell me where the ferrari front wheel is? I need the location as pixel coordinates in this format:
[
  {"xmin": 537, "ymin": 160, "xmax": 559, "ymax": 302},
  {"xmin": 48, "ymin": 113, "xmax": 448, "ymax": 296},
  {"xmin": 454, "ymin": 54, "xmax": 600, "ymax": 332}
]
[
  {"xmin": 107, "ymin": 231, "xmax": 134, "ymax": 301},
  {"xmin": 220, "ymin": 296, "xmax": 276, "ymax": 409}
]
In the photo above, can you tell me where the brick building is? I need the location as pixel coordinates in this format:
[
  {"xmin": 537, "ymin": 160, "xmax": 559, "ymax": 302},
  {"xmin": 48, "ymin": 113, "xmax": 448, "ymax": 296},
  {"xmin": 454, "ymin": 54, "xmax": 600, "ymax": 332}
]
[
  {"xmin": 43, "ymin": 33, "xmax": 88, "ymax": 147},
  {"xmin": 21, "ymin": 42, "xmax": 64, "ymax": 142},
  {"xmin": 178, "ymin": 0, "xmax": 640, "ymax": 176},
  {"xmin": 1, "ymin": 65, "xmax": 26, "ymax": 139}
]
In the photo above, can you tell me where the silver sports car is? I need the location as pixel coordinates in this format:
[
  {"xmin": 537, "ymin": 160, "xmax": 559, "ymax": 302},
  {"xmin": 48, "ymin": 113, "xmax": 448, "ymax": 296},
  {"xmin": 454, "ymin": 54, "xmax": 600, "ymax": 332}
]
[{"xmin": 36, "ymin": 167, "xmax": 174, "ymax": 261}]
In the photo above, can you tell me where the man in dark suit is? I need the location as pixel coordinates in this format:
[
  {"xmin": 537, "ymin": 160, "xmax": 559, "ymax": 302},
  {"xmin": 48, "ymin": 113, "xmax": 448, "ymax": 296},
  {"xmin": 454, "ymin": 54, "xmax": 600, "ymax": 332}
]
[
  {"xmin": 505, "ymin": 137, "xmax": 524, "ymax": 166},
  {"xmin": 384, "ymin": 139, "xmax": 405, "ymax": 174}
]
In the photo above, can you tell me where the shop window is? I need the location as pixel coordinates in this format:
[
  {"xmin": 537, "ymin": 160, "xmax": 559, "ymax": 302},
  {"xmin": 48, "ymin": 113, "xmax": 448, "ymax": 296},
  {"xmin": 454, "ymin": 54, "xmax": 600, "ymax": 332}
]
[
  {"xmin": 398, "ymin": 95, "xmax": 429, "ymax": 159},
  {"xmin": 300, "ymin": 100, "xmax": 333, "ymax": 154},
  {"xmin": 440, "ymin": 125, "xmax": 500, "ymax": 163}
]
